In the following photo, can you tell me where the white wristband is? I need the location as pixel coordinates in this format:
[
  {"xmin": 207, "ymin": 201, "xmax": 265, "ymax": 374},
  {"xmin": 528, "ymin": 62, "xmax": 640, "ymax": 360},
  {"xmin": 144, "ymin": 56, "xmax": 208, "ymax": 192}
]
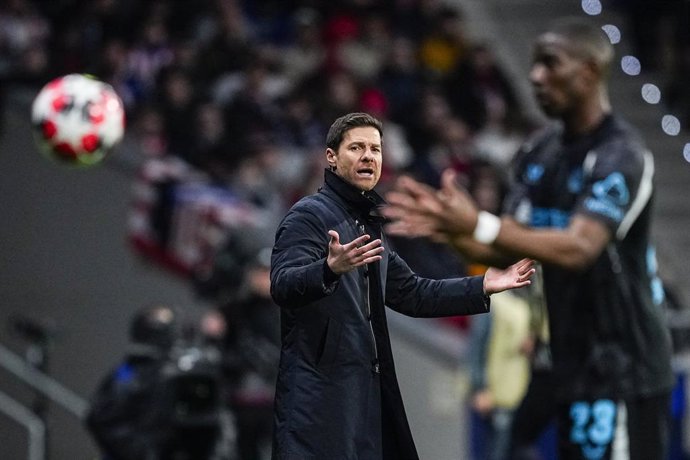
[{"xmin": 472, "ymin": 211, "xmax": 501, "ymax": 245}]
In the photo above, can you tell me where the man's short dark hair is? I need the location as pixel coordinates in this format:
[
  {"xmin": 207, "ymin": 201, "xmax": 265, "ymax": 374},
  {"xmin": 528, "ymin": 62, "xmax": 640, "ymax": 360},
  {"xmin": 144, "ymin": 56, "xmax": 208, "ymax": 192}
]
[{"xmin": 326, "ymin": 112, "xmax": 383, "ymax": 150}]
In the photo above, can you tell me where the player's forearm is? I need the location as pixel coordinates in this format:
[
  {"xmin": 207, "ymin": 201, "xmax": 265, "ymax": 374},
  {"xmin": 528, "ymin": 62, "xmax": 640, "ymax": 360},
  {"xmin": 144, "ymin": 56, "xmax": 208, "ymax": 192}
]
[
  {"xmin": 449, "ymin": 234, "xmax": 516, "ymax": 268},
  {"xmin": 493, "ymin": 218, "xmax": 604, "ymax": 271}
]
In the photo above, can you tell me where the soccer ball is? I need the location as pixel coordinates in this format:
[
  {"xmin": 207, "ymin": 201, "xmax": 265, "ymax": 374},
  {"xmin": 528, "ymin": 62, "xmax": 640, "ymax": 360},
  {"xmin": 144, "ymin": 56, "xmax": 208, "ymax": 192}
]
[{"xmin": 31, "ymin": 74, "xmax": 125, "ymax": 167}]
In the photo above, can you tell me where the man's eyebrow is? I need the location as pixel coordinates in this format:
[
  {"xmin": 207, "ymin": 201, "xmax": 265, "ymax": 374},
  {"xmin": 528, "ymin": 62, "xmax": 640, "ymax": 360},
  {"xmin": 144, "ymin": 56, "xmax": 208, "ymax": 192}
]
[{"xmin": 348, "ymin": 140, "xmax": 381, "ymax": 146}]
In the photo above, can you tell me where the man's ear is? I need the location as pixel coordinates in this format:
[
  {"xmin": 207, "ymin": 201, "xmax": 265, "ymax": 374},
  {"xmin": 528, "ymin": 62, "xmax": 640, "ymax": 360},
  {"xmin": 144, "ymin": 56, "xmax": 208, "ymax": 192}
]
[{"xmin": 326, "ymin": 148, "xmax": 337, "ymax": 170}]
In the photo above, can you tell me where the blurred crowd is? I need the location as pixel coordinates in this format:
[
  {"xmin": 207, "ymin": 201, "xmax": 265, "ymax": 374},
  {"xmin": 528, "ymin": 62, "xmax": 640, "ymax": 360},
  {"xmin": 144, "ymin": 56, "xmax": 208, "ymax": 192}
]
[
  {"xmin": 0, "ymin": 1, "xmax": 536, "ymax": 458},
  {"xmin": 0, "ymin": 0, "xmax": 534, "ymax": 268},
  {"xmin": 1, "ymin": 2, "xmax": 689, "ymax": 277},
  {"xmin": 3, "ymin": 1, "xmax": 690, "ymax": 459}
]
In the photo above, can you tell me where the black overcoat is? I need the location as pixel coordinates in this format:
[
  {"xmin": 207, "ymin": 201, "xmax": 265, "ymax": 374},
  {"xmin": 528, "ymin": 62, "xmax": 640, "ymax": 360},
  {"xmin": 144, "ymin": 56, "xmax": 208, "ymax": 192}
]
[{"xmin": 270, "ymin": 170, "xmax": 489, "ymax": 460}]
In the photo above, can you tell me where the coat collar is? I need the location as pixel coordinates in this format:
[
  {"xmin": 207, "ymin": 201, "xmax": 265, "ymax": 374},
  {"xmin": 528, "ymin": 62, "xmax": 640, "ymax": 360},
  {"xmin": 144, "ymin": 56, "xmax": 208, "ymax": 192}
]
[{"xmin": 322, "ymin": 169, "xmax": 386, "ymax": 216}]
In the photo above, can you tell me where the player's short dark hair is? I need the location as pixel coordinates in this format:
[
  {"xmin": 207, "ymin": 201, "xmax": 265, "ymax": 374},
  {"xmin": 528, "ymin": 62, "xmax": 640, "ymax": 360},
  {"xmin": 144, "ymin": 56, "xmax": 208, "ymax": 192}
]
[
  {"xmin": 545, "ymin": 17, "xmax": 614, "ymax": 77},
  {"xmin": 326, "ymin": 112, "xmax": 383, "ymax": 150}
]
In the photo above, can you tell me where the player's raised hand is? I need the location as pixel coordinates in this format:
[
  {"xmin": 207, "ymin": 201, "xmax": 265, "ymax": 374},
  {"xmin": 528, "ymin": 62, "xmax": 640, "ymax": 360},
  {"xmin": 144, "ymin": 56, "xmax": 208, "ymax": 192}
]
[
  {"xmin": 326, "ymin": 230, "xmax": 384, "ymax": 275},
  {"xmin": 436, "ymin": 169, "xmax": 480, "ymax": 234},
  {"xmin": 383, "ymin": 169, "xmax": 480, "ymax": 239},
  {"xmin": 383, "ymin": 176, "xmax": 444, "ymax": 238}
]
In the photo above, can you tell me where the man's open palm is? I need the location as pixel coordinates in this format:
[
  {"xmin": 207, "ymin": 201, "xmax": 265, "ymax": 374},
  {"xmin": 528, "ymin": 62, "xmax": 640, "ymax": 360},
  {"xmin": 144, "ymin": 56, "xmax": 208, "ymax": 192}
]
[{"xmin": 484, "ymin": 258, "xmax": 536, "ymax": 294}]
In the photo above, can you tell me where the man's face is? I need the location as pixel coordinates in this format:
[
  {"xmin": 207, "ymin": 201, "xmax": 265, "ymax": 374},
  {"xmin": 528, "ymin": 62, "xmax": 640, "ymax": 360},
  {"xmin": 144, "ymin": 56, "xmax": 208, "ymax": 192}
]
[
  {"xmin": 327, "ymin": 126, "xmax": 382, "ymax": 191},
  {"xmin": 529, "ymin": 33, "xmax": 590, "ymax": 118}
]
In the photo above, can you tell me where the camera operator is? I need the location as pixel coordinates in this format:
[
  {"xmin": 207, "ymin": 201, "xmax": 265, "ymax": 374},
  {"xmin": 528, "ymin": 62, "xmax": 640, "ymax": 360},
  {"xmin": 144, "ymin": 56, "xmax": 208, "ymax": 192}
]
[
  {"xmin": 196, "ymin": 235, "xmax": 280, "ymax": 460},
  {"xmin": 85, "ymin": 304, "xmax": 234, "ymax": 460}
]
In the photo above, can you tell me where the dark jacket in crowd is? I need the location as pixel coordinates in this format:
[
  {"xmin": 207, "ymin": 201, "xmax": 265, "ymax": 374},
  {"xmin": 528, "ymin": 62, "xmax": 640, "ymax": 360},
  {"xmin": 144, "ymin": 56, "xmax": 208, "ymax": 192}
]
[
  {"xmin": 270, "ymin": 169, "xmax": 490, "ymax": 460},
  {"xmin": 86, "ymin": 351, "xmax": 173, "ymax": 460}
]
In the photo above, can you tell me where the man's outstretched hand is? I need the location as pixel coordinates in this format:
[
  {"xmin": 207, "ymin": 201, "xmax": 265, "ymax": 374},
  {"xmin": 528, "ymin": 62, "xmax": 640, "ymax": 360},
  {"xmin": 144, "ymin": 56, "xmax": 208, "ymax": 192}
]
[{"xmin": 483, "ymin": 258, "xmax": 536, "ymax": 295}]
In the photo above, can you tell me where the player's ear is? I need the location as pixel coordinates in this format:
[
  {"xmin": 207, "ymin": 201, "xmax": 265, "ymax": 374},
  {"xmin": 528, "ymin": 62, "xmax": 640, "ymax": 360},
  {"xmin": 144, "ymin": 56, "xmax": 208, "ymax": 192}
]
[
  {"xmin": 326, "ymin": 148, "xmax": 337, "ymax": 171},
  {"xmin": 583, "ymin": 57, "xmax": 601, "ymax": 85}
]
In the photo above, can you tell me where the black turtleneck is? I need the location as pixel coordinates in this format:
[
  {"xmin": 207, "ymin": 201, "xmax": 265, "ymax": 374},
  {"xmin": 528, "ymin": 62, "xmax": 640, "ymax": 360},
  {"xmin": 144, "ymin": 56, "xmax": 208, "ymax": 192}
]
[
  {"xmin": 320, "ymin": 168, "xmax": 388, "ymax": 288},
  {"xmin": 322, "ymin": 169, "xmax": 386, "ymax": 217}
]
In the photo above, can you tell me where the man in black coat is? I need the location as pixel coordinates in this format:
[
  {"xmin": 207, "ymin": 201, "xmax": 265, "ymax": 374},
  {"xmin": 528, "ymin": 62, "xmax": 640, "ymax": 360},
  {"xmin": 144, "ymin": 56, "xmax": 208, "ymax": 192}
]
[{"xmin": 270, "ymin": 112, "xmax": 535, "ymax": 460}]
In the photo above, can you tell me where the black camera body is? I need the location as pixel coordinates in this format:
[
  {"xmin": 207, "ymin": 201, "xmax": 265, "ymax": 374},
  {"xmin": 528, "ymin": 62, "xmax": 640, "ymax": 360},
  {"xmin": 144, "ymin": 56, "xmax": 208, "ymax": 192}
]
[{"xmin": 159, "ymin": 341, "xmax": 224, "ymax": 428}]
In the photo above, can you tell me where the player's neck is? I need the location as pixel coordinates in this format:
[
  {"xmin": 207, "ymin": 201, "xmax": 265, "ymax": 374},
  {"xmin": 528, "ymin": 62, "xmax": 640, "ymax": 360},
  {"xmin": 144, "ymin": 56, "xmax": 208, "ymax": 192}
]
[{"xmin": 562, "ymin": 97, "xmax": 611, "ymax": 138}]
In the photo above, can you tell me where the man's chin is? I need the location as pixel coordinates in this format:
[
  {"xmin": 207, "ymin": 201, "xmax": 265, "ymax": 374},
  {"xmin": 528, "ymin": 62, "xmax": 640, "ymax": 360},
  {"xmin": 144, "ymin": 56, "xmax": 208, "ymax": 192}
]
[
  {"xmin": 354, "ymin": 177, "xmax": 378, "ymax": 191},
  {"xmin": 358, "ymin": 182, "xmax": 376, "ymax": 192},
  {"xmin": 538, "ymin": 103, "xmax": 561, "ymax": 118}
]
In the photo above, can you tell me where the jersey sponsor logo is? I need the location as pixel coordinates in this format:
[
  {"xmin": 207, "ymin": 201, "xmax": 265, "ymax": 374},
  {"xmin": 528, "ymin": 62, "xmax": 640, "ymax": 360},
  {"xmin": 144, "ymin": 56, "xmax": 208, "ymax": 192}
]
[
  {"xmin": 583, "ymin": 197, "xmax": 624, "ymax": 222},
  {"xmin": 531, "ymin": 207, "xmax": 570, "ymax": 228},
  {"xmin": 524, "ymin": 163, "xmax": 545, "ymax": 184}
]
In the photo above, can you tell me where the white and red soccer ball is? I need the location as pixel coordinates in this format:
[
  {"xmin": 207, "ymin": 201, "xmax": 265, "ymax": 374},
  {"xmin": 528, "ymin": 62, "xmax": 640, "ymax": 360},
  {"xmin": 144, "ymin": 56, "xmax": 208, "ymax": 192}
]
[{"xmin": 31, "ymin": 74, "xmax": 125, "ymax": 166}]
